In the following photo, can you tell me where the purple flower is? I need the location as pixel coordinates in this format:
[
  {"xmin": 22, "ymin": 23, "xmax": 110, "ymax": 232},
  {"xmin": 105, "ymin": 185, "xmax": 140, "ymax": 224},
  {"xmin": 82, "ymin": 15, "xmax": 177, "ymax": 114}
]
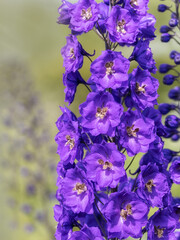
[
  {"xmin": 148, "ymin": 208, "xmax": 177, "ymax": 240},
  {"xmin": 124, "ymin": 0, "xmax": 149, "ymax": 16},
  {"xmin": 130, "ymin": 40, "xmax": 157, "ymax": 73},
  {"xmin": 69, "ymin": 0, "xmax": 99, "ymax": 35},
  {"xmin": 57, "ymin": 0, "xmax": 75, "ymax": 25},
  {"xmin": 79, "ymin": 91, "xmax": 123, "ymax": 137},
  {"xmin": 61, "ymin": 35, "xmax": 83, "ymax": 73},
  {"xmin": 56, "ymin": 106, "xmax": 77, "ymax": 131},
  {"xmin": 63, "ymin": 71, "xmax": 86, "ymax": 105},
  {"xmin": 118, "ymin": 109, "xmax": 156, "ymax": 156},
  {"xmin": 60, "ymin": 167, "xmax": 94, "ymax": 213},
  {"xmin": 142, "ymin": 107, "xmax": 166, "ymax": 137},
  {"xmin": 55, "ymin": 117, "xmax": 82, "ymax": 165},
  {"xmin": 125, "ymin": 67, "xmax": 159, "ymax": 110},
  {"xmin": 137, "ymin": 163, "xmax": 170, "ymax": 208},
  {"xmin": 90, "ymin": 50, "xmax": 130, "ymax": 90},
  {"xmin": 54, "ymin": 205, "xmax": 75, "ymax": 240},
  {"xmin": 95, "ymin": 2, "xmax": 109, "ymax": 34},
  {"xmin": 106, "ymin": 6, "xmax": 139, "ymax": 45},
  {"xmin": 68, "ymin": 225, "xmax": 103, "ymax": 240},
  {"xmin": 139, "ymin": 139, "xmax": 168, "ymax": 169},
  {"xmin": 102, "ymin": 191, "xmax": 149, "ymax": 239},
  {"xmin": 83, "ymin": 142, "xmax": 126, "ymax": 189},
  {"xmin": 169, "ymin": 156, "xmax": 180, "ymax": 184},
  {"xmin": 138, "ymin": 13, "xmax": 156, "ymax": 40},
  {"xmin": 172, "ymin": 198, "xmax": 180, "ymax": 229}
]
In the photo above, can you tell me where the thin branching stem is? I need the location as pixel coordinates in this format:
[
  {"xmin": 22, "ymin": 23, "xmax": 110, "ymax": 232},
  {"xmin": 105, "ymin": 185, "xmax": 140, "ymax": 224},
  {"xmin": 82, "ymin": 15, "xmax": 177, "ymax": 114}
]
[{"xmin": 125, "ymin": 155, "xmax": 137, "ymax": 171}]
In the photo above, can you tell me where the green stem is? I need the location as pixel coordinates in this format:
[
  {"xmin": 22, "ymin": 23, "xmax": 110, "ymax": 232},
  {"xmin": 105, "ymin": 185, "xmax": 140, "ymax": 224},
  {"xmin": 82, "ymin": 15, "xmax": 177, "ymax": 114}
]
[{"xmin": 125, "ymin": 155, "xmax": 136, "ymax": 171}]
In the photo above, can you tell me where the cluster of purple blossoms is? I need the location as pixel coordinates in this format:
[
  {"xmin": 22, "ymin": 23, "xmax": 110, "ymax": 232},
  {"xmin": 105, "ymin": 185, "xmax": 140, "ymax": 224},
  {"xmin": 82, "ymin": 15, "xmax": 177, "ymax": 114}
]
[{"xmin": 54, "ymin": 0, "xmax": 180, "ymax": 239}]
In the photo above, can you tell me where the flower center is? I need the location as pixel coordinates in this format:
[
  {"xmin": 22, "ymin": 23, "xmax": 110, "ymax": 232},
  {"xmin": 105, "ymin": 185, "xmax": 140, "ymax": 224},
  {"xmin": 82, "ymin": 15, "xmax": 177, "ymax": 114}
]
[
  {"xmin": 130, "ymin": 0, "xmax": 138, "ymax": 7},
  {"xmin": 120, "ymin": 204, "xmax": 132, "ymax": 220},
  {"xmin": 116, "ymin": 19, "xmax": 126, "ymax": 34},
  {"xmin": 73, "ymin": 182, "xmax": 87, "ymax": 195},
  {"xmin": 105, "ymin": 61, "xmax": 115, "ymax": 75},
  {"xmin": 81, "ymin": 8, "xmax": 92, "ymax": 20},
  {"xmin": 126, "ymin": 124, "xmax": 139, "ymax": 137},
  {"xmin": 65, "ymin": 135, "xmax": 75, "ymax": 150},
  {"xmin": 98, "ymin": 159, "xmax": 113, "ymax": 170},
  {"xmin": 135, "ymin": 82, "xmax": 146, "ymax": 94},
  {"xmin": 154, "ymin": 226, "xmax": 165, "ymax": 238},
  {"xmin": 69, "ymin": 48, "xmax": 75, "ymax": 59},
  {"xmin": 145, "ymin": 179, "xmax": 155, "ymax": 193},
  {"xmin": 96, "ymin": 107, "xmax": 108, "ymax": 119}
]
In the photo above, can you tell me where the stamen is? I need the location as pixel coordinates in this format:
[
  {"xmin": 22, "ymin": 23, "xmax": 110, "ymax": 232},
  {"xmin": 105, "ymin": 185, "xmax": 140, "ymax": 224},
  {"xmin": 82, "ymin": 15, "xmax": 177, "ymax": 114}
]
[
  {"xmin": 120, "ymin": 204, "xmax": 132, "ymax": 220},
  {"xmin": 105, "ymin": 61, "xmax": 115, "ymax": 75},
  {"xmin": 103, "ymin": 161, "xmax": 113, "ymax": 170},
  {"xmin": 126, "ymin": 124, "xmax": 139, "ymax": 137},
  {"xmin": 69, "ymin": 48, "xmax": 75, "ymax": 59},
  {"xmin": 98, "ymin": 159, "xmax": 104, "ymax": 165},
  {"xmin": 65, "ymin": 135, "xmax": 75, "ymax": 150},
  {"xmin": 130, "ymin": 0, "xmax": 138, "ymax": 7},
  {"xmin": 154, "ymin": 226, "xmax": 165, "ymax": 238},
  {"xmin": 81, "ymin": 8, "xmax": 92, "ymax": 20},
  {"xmin": 126, "ymin": 204, "xmax": 132, "ymax": 215},
  {"xmin": 96, "ymin": 107, "xmax": 108, "ymax": 119},
  {"xmin": 116, "ymin": 19, "xmax": 126, "ymax": 34},
  {"xmin": 145, "ymin": 179, "xmax": 155, "ymax": 193},
  {"xmin": 73, "ymin": 182, "xmax": 87, "ymax": 195},
  {"xmin": 135, "ymin": 82, "xmax": 146, "ymax": 94},
  {"xmin": 98, "ymin": 159, "xmax": 113, "ymax": 170}
]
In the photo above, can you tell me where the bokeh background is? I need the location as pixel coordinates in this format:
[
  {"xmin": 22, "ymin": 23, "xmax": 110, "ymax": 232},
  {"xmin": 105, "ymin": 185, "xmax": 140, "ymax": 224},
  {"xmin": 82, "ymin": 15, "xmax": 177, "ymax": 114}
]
[{"xmin": 0, "ymin": 0, "xmax": 179, "ymax": 239}]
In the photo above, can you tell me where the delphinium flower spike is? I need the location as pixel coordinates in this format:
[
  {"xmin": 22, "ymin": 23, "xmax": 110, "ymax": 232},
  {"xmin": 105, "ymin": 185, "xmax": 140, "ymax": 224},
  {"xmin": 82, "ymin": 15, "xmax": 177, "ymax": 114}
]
[{"xmin": 54, "ymin": 0, "xmax": 179, "ymax": 239}]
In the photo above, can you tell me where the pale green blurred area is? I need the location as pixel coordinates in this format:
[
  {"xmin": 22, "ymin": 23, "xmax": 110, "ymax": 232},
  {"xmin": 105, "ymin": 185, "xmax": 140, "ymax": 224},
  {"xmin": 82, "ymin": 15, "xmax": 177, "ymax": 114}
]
[{"xmin": 0, "ymin": 0, "xmax": 179, "ymax": 240}]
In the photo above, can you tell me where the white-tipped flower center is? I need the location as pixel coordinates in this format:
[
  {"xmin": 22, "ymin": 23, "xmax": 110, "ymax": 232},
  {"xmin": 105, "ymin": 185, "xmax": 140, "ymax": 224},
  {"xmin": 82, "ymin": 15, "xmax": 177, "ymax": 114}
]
[
  {"xmin": 73, "ymin": 182, "xmax": 87, "ymax": 195},
  {"xmin": 65, "ymin": 135, "xmax": 75, "ymax": 150},
  {"xmin": 98, "ymin": 159, "xmax": 113, "ymax": 170},
  {"xmin": 116, "ymin": 19, "xmax": 126, "ymax": 34},
  {"xmin": 130, "ymin": 0, "xmax": 138, "ymax": 7},
  {"xmin": 105, "ymin": 61, "xmax": 115, "ymax": 75},
  {"xmin": 154, "ymin": 226, "xmax": 165, "ymax": 239},
  {"xmin": 69, "ymin": 48, "xmax": 75, "ymax": 59},
  {"xmin": 81, "ymin": 8, "xmax": 92, "ymax": 20},
  {"xmin": 126, "ymin": 124, "xmax": 139, "ymax": 137},
  {"xmin": 145, "ymin": 179, "xmax": 155, "ymax": 193},
  {"xmin": 120, "ymin": 204, "xmax": 132, "ymax": 220},
  {"xmin": 135, "ymin": 82, "xmax": 146, "ymax": 94},
  {"xmin": 96, "ymin": 107, "xmax": 108, "ymax": 119}
]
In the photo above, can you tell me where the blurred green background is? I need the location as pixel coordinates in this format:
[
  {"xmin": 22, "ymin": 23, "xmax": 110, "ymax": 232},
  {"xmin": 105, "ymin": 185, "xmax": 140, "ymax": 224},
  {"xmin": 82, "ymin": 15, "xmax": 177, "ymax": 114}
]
[{"xmin": 0, "ymin": 0, "xmax": 179, "ymax": 239}]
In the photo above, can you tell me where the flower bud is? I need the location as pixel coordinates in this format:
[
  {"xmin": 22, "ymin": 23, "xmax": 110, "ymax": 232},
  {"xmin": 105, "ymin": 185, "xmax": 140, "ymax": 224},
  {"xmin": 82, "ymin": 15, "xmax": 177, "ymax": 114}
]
[
  {"xmin": 163, "ymin": 148, "xmax": 177, "ymax": 162},
  {"xmin": 159, "ymin": 64, "xmax": 175, "ymax": 73},
  {"xmin": 158, "ymin": 4, "xmax": 169, "ymax": 12},
  {"xmin": 160, "ymin": 25, "xmax": 171, "ymax": 33},
  {"xmin": 158, "ymin": 103, "xmax": 176, "ymax": 114},
  {"xmin": 169, "ymin": 50, "xmax": 177, "ymax": 59},
  {"xmin": 169, "ymin": 18, "xmax": 178, "ymax": 27},
  {"xmin": 171, "ymin": 134, "xmax": 180, "ymax": 141},
  {"xmin": 168, "ymin": 86, "xmax": 180, "ymax": 101},
  {"xmin": 161, "ymin": 33, "xmax": 172, "ymax": 42},
  {"xmin": 163, "ymin": 74, "xmax": 177, "ymax": 85},
  {"xmin": 165, "ymin": 115, "xmax": 179, "ymax": 129},
  {"xmin": 174, "ymin": 53, "xmax": 180, "ymax": 65}
]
